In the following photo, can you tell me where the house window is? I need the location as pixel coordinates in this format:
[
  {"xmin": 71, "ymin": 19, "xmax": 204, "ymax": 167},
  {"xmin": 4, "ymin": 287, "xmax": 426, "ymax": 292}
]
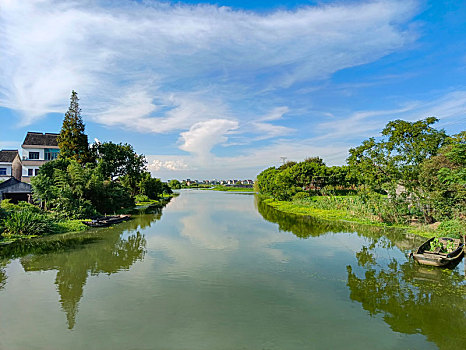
[
  {"xmin": 0, "ymin": 168, "xmax": 6, "ymax": 175},
  {"xmin": 45, "ymin": 148, "xmax": 59, "ymax": 160},
  {"xmin": 35, "ymin": 169, "xmax": 39, "ymax": 176},
  {"xmin": 29, "ymin": 152, "xmax": 39, "ymax": 160},
  {"xmin": 28, "ymin": 169, "xmax": 33, "ymax": 176}
]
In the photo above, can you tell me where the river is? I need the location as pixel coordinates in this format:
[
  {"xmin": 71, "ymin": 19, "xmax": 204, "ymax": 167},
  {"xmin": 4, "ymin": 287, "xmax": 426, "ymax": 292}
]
[{"xmin": 0, "ymin": 190, "xmax": 464, "ymax": 349}]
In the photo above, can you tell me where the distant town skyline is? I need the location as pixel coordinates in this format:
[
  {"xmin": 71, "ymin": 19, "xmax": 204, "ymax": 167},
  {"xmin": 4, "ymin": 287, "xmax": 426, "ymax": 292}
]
[{"xmin": 1, "ymin": 0, "xmax": 465, "ymax": 180}]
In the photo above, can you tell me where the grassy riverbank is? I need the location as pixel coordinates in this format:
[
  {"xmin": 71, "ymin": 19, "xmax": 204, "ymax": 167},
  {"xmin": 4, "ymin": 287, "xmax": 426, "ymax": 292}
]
[
  {"xmin": 1, "ymin": 194, "xmax": 178, "ymax": 245},
  {"xmin": 204, "ymin": 186, "xmax": 254, "ymax": 192},
  {"xmin": 261, "ymin": 197, "xmax": 465, "ymax": 239},
  {"xmin": 134, "ymin": 193, "xmax": 178, "ymax": 206}
]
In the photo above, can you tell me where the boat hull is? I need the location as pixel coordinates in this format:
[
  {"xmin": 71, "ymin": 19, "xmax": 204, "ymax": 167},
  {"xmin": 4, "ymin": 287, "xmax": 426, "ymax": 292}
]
[
  {"xmin": 82, "ymin": 215, "xmax": 131, "ymax": 228},
  {"xmin": 411, "ymin": 237, "xmax": 465, "ymax": 267}
]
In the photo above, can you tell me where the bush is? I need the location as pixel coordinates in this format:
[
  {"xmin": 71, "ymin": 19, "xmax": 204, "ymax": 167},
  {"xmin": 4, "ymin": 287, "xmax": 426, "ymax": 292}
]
[
  {"xmin": 3, "ymin": 210, "xmax": 57, "ymax": 236},
  {"xmin": 1, "ymin": 199, "xmax": 41, "ymax": 215},
  {"xmin": 135, "ymin": 194, "xmax": 150, "ymax": 203},
  {"xmin": 292, "ymin": 192, "xmax": 310, "ymax": 201},
  {"xmin": 55, "ymin": 220, "xmax": 88, "ymax": 233},
  {"xmin": 436, "ymin": 219, "xmax": 466, "ymax": 238}
]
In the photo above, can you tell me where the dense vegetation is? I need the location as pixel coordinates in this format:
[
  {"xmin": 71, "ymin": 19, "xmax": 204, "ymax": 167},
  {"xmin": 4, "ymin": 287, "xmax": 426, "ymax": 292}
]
[
  {"xmin": 256, "ymin": 118, "xmax": 465, "ymax": 237},
  {"xmin": 1, "ymin": 91, "xmax": 173, "ymax": 241},
  {"xmin": 0, "ymin": 200, "xmax": 87, "ymax": 239}
]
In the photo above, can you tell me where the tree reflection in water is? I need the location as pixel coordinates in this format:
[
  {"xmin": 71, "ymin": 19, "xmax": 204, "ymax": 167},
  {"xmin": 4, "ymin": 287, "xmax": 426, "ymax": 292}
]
[
  {"xmin": 255, "ymin": 196, "xmax": 420, "ymax": 247},
  {"xmin": 347, "ymin": 249, "xmax": 465, "ymax": 349},
  {"xmin": 256, "ymin": 197, "xmax": 465, "ymax": 349},
  {"xmin": 0, "ymin": 213, "xmax": 162, "ymax": 329}
]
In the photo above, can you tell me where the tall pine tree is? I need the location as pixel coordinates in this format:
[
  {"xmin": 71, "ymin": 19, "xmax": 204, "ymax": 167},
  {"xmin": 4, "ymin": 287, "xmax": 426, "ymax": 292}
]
[{"xmin": 57, "ymin": 91, "xmax": 91, "ymax": 164}]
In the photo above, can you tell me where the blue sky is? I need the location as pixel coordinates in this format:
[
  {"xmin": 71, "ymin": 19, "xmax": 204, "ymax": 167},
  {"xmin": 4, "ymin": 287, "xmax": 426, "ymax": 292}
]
[{"xmin": 0, "ymin": 0, "xmax": 465, "ymax": 180}]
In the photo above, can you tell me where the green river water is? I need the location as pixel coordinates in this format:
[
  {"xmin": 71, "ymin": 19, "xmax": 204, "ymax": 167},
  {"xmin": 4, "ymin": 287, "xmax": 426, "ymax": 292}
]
[{"xmin": 0, "ymin": 190, "xmax": 464, "ymax": 349}]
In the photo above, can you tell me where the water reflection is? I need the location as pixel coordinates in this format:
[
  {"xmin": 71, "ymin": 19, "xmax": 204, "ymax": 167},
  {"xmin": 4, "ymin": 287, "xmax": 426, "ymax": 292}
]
[
  {"xmin": 0, "ymin": 261, "xmax": 6, "ymax": 290},
  {"xmin": 0, "ymin": 214, "xmax": 161, "ymax": 329},
  {"xmin": 255, "ymin": 196, "xmax": 423, "ymax": 249},
  {"xmin": 257, "ymin": 197, "xmax": 466, "ymax": 349},
  {"xmin": 347, "ymin": 252, "xmax": 466, "ymax": 349}
]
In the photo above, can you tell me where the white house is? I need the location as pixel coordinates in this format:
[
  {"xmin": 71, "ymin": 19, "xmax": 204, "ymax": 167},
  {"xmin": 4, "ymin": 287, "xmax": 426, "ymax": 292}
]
[
  {"xmin": 21, "ymin": 132, "xmax": 59, "ymax": 182},
  {"xmin": 0, "ymin": 150, "xmax": 22, "ymax": 181}
]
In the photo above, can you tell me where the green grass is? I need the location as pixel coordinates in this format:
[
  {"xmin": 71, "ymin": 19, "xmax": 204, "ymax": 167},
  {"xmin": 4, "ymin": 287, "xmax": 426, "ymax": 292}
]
[
  {"xmin": 262, "ymin": 198, "xmax": 465, "ymax": 239},
  {"xmin": 55, "ymin": 219, "xmax": 88, "ymax": 233},
  {"xmin": 135, "ymin": 193, "xmax": 176, "ymax": 206},
  {"xmin": 203, "ymin": 186, "xmax": 255, "ymax": 192}
]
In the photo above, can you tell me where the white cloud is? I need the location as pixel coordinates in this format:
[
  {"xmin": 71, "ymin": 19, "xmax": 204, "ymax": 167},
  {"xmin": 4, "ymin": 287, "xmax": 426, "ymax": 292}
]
[
  {"xmin": 315, "ymin": 90, "xmax": 466, "ymax": 142},
  {"xmin": 0, "ymin": 0, "xmax": 426, "ymax": 178},
  {"xmin": 250, "ymin": 106, "xmax": 295, "ymax": 140},
  {"xmin": 0, "ymin": 0, "xmax": 417, "ymax": 130},
  {"xmin": 148, "ymin": 159, "xmax": 190, "ymax": 172},
  {"xmin": 179, "ymin": 119, "xmax": 239, "ymax": 161},
  {"xmin": 146, "ymin": 89, "xmax": 466, "ymax": 180},
  {"xmin": 148, "ymin": 138, "xmax": 350, "ymax": 180}
]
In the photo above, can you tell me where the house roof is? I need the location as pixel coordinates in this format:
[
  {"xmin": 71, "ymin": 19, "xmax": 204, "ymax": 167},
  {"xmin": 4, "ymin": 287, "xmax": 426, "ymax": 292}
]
[
  {"xmin": 22, "ymin": 132, "xmax": 59, "ymax": 147},
  {"xmin": 0, "ymin": 150, "xmax": 19, "ymax": 163},
  {"xmin": 0, "ymin": 177, "xmax": 32, "ymax": 193}
]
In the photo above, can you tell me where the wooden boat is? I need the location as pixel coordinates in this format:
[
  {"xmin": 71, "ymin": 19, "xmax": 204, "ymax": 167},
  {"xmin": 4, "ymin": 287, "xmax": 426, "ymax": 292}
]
[
  {"xmin": 411, "ymin": 237, "xmax": 464, "ymax": 267},
  {"xmin": 82, "ymin": 214, "xmax": 131, "ymax": 228}
]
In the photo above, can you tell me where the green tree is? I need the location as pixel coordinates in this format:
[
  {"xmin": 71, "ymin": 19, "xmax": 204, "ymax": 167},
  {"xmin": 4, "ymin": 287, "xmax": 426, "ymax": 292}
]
[
  {"xmin": 168, "ymin": 179, "xmax": 181, "ymax": 189},
  {"xmin": 419, "ymin": 132, "xmax": 466, "ymax": 220},
  {"xmin": 348, "ymin": 117, "xmax": 448, "ymax": 195},
  {"xmin": 93, "ymin": 142, "xmax": 146, "ymax": 196},
  {"xmin": 138, "ymin": 173, "xmax": 163, "ymax": 200},
  {"xmin": 31, "ymin": 159, "xmax": 134, "ymax": 218},
  {"xmin": 94, "ymin": 142, "xmax": 146, "ymax": 180},
  {"xmin": 162, "ymin": 182, "xmax": 173, "ymax": 195},
  {"xmin": 57, "ymin": 91, "xmax": 91, "ymax": 164}
]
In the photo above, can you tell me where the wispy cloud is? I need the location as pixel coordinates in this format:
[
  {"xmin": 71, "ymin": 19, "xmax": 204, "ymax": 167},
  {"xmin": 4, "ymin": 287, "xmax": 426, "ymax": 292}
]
[
  {"xmin": 0, "ymin": 0, "xmax": 417, "ymax": 129},
  {"xmin": 315, "ymin": 90, "xmax": 466, "ymax": 142},
  {"xmin": 0, "ymin": 0, "xmax": 424, "ymax": 177}
]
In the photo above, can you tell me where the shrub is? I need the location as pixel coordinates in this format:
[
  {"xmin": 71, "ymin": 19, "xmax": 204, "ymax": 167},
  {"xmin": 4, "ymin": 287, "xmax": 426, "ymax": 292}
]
[
  {"xmin": 55, "ymin": 220, "xmax": 88, "ymax": 233},
  {"xmin": 135, "ymin": 194, "xmax": 150, "ymax": 203},
  {"xmin": 436, "ymin": 219, "xmax": 466, "ymax": 238},
  {"xmin": 3, "ymin": 210, "xmax": 57, "ymax": 236},
  {"xmin": 292, "ymin": 192, "xmax": 310, "ymax": 201}
]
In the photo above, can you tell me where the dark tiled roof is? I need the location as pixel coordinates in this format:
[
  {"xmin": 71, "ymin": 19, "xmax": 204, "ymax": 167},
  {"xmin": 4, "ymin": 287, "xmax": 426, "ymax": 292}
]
[
  {"xmin": 0, "ymin": 177, "xmax": 32, "ymax": 193},
  {"xmin": 0, "ymin": 177, "xmax": 19, "ymax": 189},
  {"xmin": 0, "ymin": 150, "xmax": 19, "ymax": 162},
  {"xmin": 22, "ymin": 132, "xmax": 59, "ymax": 146}
]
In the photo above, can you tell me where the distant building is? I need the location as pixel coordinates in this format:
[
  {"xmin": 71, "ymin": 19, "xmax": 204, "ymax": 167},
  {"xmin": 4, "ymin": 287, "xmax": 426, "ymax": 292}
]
[
  {"xmin": 0, "ymin": 149, "xmax": 22, "ymax": 181},
  {"xmin": 21, "ymin": 132, "xmax": 59, "ymax": 182}
]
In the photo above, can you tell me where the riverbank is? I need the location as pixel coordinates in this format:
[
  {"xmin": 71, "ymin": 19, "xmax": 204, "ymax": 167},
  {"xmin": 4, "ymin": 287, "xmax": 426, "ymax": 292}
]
[
  {"xmin": 1, "ymin": 194, "xmax": 177, "ymax": 245},
  {"xmin": 261, "ymin": 197, "xmax": 465, "ymax": 239},
  {"xmin": 202, "ymin": 186, "xmax": 254, "ymax": 192},
  {"xmin": 0, "ymin": 219, "xmax": 88, "ymax": 245},
  {"xmin": 134, "ymin": 193, "xmax": 177, "ymax": 206}
]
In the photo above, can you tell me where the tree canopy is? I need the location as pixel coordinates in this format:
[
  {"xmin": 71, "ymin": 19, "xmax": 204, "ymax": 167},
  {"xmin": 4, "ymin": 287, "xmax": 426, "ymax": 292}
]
[{"xmin": 57, "ymin": 91, "xmax": 92, "ymax": 164}]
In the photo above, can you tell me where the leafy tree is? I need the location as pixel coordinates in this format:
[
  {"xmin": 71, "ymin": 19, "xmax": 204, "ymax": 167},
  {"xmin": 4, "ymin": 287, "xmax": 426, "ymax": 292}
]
[
  {"xmin": 437, "ymin": 131, "xmax": 466, "ymax": 186},
  {"xmin": 277, "ymin": 161, "xmax": 296, "ymax": 171},
  {"xmin": 419, "ymin": 132, "xmax": 466, "ymax": 220},
  {"xmin": 57, "ymin": 91, "xmax": 92, "ymax": 164},
  {"xmin": 94, "ymin": 142, "xmax": 146, "ymax": 179},
  {"xmin": 256, "ymin": 167, "xmax": 279, "ymax": 198},
  {"xmin": 31, "ymin": 159, "xmax": 133, "ymax": 218},
  {"xmin": 304, "ymin": 157, "xmax": 325, "ymax": 166},
  {"xmin": 162, "ymin": 182, "xmax": 173, "ymax": 195},
  {"xmin": 138, "ymin": 173, "xmax": 163, "ymax": 200},
  {"xmin": 168, "ymin": 179, "xmax": 181, "ymax": 189},
  {"xmin": 94, "ymin": 141, "xmax": 147, "ymax": 196},
  {"xmin": 348, "ymin": 117, "xmax": 447, "ymax": 195}
]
